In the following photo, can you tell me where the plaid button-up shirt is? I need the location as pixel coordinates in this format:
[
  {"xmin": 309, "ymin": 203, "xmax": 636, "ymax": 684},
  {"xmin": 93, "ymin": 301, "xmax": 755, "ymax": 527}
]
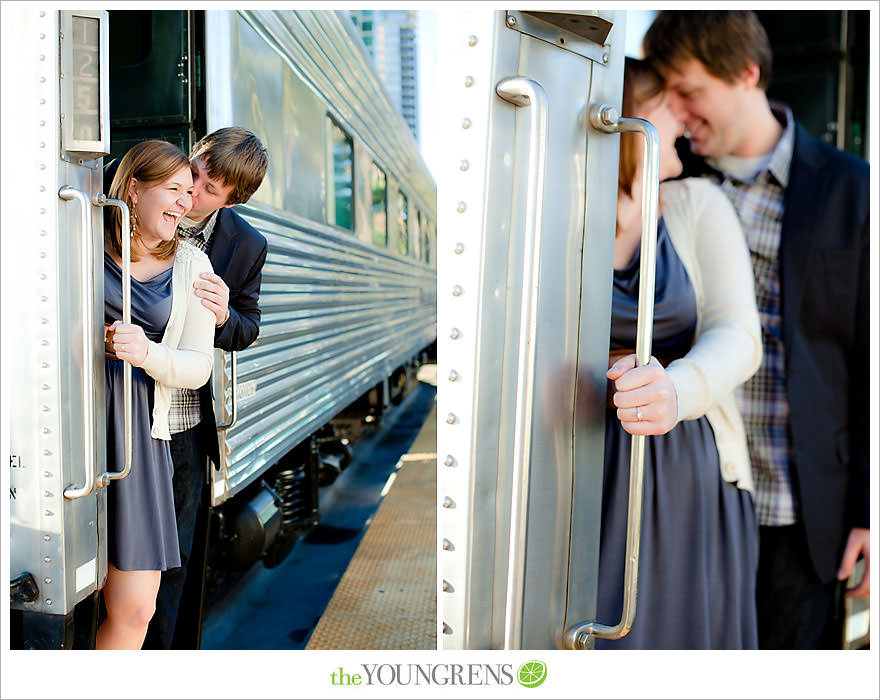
[
  {"xmin": 702, "ymin": 105, "xmax": 797, "ymax": 526},
  {"xmin": 168, "ymin": 209, "xmax": 219, "ymax": 434}
]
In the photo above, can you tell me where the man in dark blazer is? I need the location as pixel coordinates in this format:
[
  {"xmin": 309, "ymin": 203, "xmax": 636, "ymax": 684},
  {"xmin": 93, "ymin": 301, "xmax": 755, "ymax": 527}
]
[
  {"xmin": 107, "ymin": 127, "xmax": 270, "ymax": 648},
  {"xmin": 159, "ymin": 127, "xmax": 268, "ymax": 649},
  {"xmin": 644, "ymin": 11, "xmax": 869, "ymax": 649}
]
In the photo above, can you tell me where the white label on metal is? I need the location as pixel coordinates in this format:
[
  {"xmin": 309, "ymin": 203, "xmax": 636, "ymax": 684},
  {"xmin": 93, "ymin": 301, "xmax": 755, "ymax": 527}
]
[
  {"xmin": 846, "ymin": 610, "xmax": 869, "ymax": 642},
  {"xmin": 75, "ymin": 558, "xmax": 96, "ymax": 592},
  {"xmin": 235, "ymin": 379, "xmax": 257, "ymax": 400}
]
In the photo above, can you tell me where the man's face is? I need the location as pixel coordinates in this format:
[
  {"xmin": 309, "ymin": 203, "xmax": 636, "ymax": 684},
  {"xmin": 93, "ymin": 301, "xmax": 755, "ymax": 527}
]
[
  {"xmin": 188, "ymin": 155, "xmax": 236, "ymax": 222},
  {"xmin": 664, "ymin": 57, "xmax": 754, "ymax": 159}
]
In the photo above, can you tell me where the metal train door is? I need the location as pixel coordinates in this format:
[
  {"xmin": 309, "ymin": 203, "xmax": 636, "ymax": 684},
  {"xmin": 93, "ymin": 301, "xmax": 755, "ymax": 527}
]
[
  {"xmin": 6, "ymin": 9, "xmax": 124, "ymax": 648},
  {"xmin": 438, "ymin": 10, "xmax": 633, "ymax": 649}
]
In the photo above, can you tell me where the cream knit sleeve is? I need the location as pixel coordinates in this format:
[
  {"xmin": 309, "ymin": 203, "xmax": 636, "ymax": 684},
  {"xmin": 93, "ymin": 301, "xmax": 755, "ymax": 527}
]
[
  {"xmin": 139, "ymin": 249, "xmax": 215, "ymax": 389},
  {"xmin": 664, "ymin": 179, "xmax": 762, "ymax": 423}
]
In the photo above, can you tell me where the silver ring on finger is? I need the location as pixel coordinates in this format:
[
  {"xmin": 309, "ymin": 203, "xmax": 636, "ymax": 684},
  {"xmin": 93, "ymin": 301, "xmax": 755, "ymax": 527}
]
[
  {"xmin": 121, "ymin": 343, "xmax": 126, "ymax": 352},
  {"xmin": 636, "ymin": 406, "xmax": 643, "ymax": 421}
]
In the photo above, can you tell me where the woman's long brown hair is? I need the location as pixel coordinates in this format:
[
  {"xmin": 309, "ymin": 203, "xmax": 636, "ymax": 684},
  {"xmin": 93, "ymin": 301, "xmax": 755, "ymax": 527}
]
[
  {"xmin": 105, "ymin": 140, "xmax": 189, "ymax": 261},
  {"xmin": 618, "ymin": 57, "xmax": 666, "ymax": 199}
]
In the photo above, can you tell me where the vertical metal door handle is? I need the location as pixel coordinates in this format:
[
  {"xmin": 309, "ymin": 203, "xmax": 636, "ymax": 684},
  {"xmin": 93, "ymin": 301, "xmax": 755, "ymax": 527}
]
[
  {"xmin": 60, "ymin": 187, "xmax": 98, "ymax": 499},
  {"xmin": 495, "ymin": 76, "xmax": 549, "ymax": 650},
  {"xmin": 216, "ymin": 350, "xmax": 238, "ymax": 430},
  {"xmin": 92, "ymin": 194, "xmax": 133, "ymax": 484},
  {"xmin": 564, "ymin": 104, "xmax": 661, "ymax": 648}
]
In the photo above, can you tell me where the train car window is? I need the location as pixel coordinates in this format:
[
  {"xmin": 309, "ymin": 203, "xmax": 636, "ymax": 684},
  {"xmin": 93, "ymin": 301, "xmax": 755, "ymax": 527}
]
[
  {"xmin": 396, "ymin": 191, "xmax": 409, "ymax": 257},
  {"xmin": 413, "ymin": 210, "xmax": 424, "ymax": 260},
  {"xmin": 428, "ymin": 220, "xmax": 436, "ymax": 267},
  {"xmin": 370, "ymin": 162, "xmax": 388, "ymax": 247},
  {"xmin": 421, "ymin": 212, "xmax": 432, "ymax": 265},
  {"xmin": 327, "ymin": 118, "xmax": 354, "ymax": 231},
  {"xmin": 229, "ymin": 14, "xmax": 324, "ymax": 219}
]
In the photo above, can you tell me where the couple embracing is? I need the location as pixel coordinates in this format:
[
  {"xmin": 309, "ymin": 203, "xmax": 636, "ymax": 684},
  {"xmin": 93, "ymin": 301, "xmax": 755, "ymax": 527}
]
[
  {"xmin": 99, "ymin": 128, "xmax": 268, "ymax": 649},
  {"xmin": 598, "ymin": 10, "xmax": 868, "ymax": 650}
]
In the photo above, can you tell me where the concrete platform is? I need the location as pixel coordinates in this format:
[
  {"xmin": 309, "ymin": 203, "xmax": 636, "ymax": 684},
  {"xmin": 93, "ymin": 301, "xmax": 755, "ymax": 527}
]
[{"xmin": 306, "ymin": 392, "xmax": 437, "ymax": 649}]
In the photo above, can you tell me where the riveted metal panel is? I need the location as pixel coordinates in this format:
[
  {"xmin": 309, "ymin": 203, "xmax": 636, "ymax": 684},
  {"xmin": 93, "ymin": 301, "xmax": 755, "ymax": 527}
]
[
  {"xmin": 438, "ymin": 9, "xmax": 625, "ymax": 649},
  {"xmin": 436, "ymin": 8, "xmax": 499, "ymax": 651},
  {"xmin": 7, "ymin": 9, "xmax": 106, "ymax": 617}
]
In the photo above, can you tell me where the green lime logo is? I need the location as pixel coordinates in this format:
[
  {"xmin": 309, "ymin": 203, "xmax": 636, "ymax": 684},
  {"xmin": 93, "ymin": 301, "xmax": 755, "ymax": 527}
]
[{"xmin": 517, "ymin": 660, "xmax": 547, "ymax": 688}]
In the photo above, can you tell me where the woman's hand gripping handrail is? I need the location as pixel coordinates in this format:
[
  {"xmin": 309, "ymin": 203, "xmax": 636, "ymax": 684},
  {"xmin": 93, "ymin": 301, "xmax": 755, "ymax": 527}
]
[
  {"xmin": 93, "ymin": 193, "xmax": 133, "ymax": 485},
  {"xmin": 563, "ymin": 104, "xmax": 660, "ymax": 648}
]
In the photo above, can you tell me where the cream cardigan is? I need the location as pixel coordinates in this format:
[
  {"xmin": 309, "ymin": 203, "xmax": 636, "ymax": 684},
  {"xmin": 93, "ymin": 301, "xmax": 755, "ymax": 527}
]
[
  {"xmin": 136, "ymin": 241, "xmax": 215, "ymax": 440},
  {"xmin": 660, "ymin": 178, "xmax": 762, "ymax": 493}
]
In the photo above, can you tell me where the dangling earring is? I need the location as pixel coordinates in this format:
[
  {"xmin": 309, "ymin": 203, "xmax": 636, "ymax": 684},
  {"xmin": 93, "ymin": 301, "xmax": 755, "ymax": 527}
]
[{"xmin": 130, "ymin": 208, "xmax": 138, "ymax": 235}]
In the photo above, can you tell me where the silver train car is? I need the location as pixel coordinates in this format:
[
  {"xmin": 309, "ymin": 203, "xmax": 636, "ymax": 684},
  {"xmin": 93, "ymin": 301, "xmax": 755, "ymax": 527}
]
[
  {"xmin": 5, "ymin": 8, "xmax": 436, "ymax": 648},
  {"xmin": 205, "ymin": 11, "xmax": 436, "ymax": 505}
]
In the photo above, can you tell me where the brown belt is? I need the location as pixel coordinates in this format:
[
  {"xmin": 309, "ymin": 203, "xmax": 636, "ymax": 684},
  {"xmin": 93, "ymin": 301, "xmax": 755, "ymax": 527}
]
[{"xmin": 606, "ymin": 347, "xmax": 682, "ymax": 409}]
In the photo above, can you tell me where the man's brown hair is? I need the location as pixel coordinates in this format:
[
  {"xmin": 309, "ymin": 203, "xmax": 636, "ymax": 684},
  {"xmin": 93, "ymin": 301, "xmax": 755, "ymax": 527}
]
[
  {"xmin": 190, "ymin": 126, "xmax": 269, "ymax": 205},
  {"xmin": 642, "ymin": 10, "xmax": 773, "ymax": 90},
  {"xmin": 618, "ymin": 57, "xmax": 665, "ymax": 200},
  {"xmin": 106, "ymin": 139, "xmax": 189, "ymax": 261}
]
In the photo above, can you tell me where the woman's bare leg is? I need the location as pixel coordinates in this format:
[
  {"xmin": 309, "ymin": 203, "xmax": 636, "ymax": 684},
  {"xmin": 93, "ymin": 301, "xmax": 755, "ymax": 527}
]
[{"xmin": 96, "ymin": 564, "xmax": 161, "ymax": 650}]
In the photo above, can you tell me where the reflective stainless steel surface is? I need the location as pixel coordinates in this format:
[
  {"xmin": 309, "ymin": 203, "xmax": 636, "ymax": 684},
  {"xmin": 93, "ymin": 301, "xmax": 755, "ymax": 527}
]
[
  {"xmin": 213, "ymin": 206, "xmax": 436, "ymax": 503},
  {"xmin": 59, "ymin": 187, "xmax": 97, "ymax": 500},
  {"xmin": 7, "ymin": 9, "xmax": 107, "ymax": 615},
  {"xmin": 207, "ymin": 11, "xmax": 435, "ymax": 224},
  {"xmin": 439, "ymin": 9, "xmax": 625, "ymax": 650},
  {"xmin": 205, "ymin": 12, "xmax": 436, "ymax": 505},
  {"xmin": 566, "ymin": 108, "xmax": 661, "ymax": 647},
  {"xmin": 494, "ymin": 76, "xmax": 550, "ymax": 650},
  {"xmin": 215, "ymin": 350, "xmax": 237, "ymax": 430},
  {"xmin": 92, "ymin": 194, "xmax": 132, "ymax": 484}
]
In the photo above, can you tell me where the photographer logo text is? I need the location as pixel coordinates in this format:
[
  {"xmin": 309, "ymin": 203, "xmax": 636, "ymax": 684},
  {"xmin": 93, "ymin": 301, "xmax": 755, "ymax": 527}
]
[{"xmin": 329, "ymin": 661, "xmax": 547, "ymax": 688}]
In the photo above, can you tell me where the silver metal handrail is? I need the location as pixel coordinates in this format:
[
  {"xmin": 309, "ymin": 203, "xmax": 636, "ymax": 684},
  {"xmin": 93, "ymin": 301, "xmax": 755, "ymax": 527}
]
[
  {"xmin": 92, "ymin": 193, "xmax": 133, "ymax": 484},
  {"xmin": 564, "ymin": 104, "xmax": 661, "ymax": 648},
  {"xmin": 216, "ymin": 350, "xmax": 238, "ymax": 430},
  {"xmin": 60, "ymin": 187, "xmax": 97, "ymax": 500},
  {"xmin": 495, "ymin": 76, "xmax": 549, "ymax": 650}
]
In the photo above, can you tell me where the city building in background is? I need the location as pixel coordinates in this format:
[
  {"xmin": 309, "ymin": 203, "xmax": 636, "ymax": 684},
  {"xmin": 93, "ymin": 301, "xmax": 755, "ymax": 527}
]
[{"xmin": 350, "ymin": 10, "xmax": 419, "ymax": 142}]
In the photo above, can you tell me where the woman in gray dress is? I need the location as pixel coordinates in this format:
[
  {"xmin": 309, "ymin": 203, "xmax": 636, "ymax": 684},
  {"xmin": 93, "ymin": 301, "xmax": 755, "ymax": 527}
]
[
  {"xmin": 595, "ymin": 58, "xmax": 763, "ymax": 648},
  {"xmin": 98, "ymin": 141, "xmax": 215, "ymax": 649}
]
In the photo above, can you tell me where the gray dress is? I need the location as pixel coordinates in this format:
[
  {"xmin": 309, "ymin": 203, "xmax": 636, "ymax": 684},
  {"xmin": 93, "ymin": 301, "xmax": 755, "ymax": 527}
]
[
  {"xmin": 595, "ymin": 219, "xmax": 759, "ymax": 649},
  {"xmin": 104, "ymin": 253, "xmax": 180, "ymax": 571}
]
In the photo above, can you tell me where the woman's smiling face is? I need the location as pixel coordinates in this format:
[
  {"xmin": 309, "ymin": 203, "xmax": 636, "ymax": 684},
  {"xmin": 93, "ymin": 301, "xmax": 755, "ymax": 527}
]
[{"xmin": 128, "ymin": 165, "xmax": 193, "ymax": 246}]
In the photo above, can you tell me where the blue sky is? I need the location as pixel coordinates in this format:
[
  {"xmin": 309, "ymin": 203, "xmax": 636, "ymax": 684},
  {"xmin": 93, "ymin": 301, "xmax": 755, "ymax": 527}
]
[{"xmin": 416, "ymin": 10, "xmax": 438, "ymax": 179}]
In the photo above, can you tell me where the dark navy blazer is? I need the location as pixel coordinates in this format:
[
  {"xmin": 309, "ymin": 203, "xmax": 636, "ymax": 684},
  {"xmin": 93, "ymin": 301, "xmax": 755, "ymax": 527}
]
[{"xmin": 679, "ymin": 117, "xmax": 870, "ymax": 582}]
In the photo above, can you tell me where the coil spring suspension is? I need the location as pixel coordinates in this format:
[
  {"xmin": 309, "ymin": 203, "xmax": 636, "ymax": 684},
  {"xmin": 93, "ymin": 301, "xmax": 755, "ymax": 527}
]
[{"xmin": 273, "ymin": 466, "xmax": 310, "ymax": 533}]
